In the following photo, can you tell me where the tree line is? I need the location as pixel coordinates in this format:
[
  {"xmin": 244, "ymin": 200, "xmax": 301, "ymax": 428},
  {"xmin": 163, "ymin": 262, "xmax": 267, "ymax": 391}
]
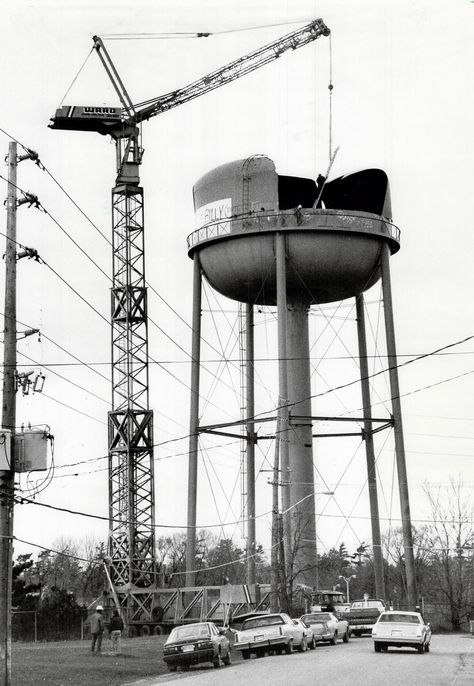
[{"xmin": 12, "ymin": 479, "xmax": 473, "ymax": 639}]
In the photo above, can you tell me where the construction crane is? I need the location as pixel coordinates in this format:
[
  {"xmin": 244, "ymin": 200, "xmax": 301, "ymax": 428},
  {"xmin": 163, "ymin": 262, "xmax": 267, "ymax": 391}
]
[{"xmin": 49, "ymin": 18, "xmax": 330, "ymax": 632}]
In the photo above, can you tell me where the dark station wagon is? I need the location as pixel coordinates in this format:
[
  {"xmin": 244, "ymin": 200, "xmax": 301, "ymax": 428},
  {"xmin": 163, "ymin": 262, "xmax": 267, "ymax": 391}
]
[{"xmin": 163, "ymin": 621, "xmax": 231, "ymax": 672}]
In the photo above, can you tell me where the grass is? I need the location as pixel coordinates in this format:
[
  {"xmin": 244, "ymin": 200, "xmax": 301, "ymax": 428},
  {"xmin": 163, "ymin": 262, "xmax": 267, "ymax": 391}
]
[{"xmin": 12, "ymin": 635, "xmax": 171, "ymax": 686}]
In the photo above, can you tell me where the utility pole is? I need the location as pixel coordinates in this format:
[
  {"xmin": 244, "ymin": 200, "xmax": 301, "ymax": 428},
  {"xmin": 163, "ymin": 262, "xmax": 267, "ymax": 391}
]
[
  {"xmin": 0, "ymin": 143, "xmax": 39, "ymax": 686},
  {"xmin": 0, "ymin": 142, "xmax": 17, "ymax": 686},
  {"xmin": 270, "ymin": 439, "xmax": 280, "ymax": 612}
]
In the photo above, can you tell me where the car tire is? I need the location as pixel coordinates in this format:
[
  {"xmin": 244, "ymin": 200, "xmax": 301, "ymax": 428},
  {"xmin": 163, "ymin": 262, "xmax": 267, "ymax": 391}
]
[
  {"xmin": 242, "ymin": 650, "xmax": 251, "ymax": 660},
  {"xmin": 297, "ymin": 637, "xmax": 308, "ymax": 653},
  {"xmin": 374, "ymin": 643, "xmax": 382, "ymax": 653},
  {"xmin": 417, "ymin": 644, "xmax": 424, "ymax": 654},
  {"xmin": 425, "ymin": 644, "xmax": 430, "ymax": 653},
  {"xmin": 223, "ymin": 649, "xmax": 232, "ymax": 666},
  {"xmin": 284, "ymin": 641, "xmax": 293, "ymax": 654},
  {"xmin": 330, "ymin": 634, "xmax": 337, "ymax": 646},
  {"xmin": 309, "ymin": 637, "xmax": 316, "ymax": 650},
  {"xmin": 213, "ymin": 650, "xmax": 223, "ymax": 668},
  {"xmin": 342, "ymin": 629, "xmax": 350, "ymax": 643}
]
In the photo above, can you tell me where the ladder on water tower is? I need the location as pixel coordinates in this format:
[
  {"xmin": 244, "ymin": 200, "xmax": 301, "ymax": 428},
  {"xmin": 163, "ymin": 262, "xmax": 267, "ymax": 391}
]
[{"xmin": 238, "ymin": 302, "xmax": 247, "ymax": 540}]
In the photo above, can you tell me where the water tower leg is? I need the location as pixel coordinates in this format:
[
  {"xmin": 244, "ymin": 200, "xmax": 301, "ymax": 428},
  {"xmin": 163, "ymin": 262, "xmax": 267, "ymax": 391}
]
[
  {"xmin": 275, "ymin": 233, "xmax": 292, "ymax": 593},
  {"xmin": 186, "ymin": 254, "xmax": 202, "ymax": 587},
  {"xmin": 286, "ymin": 301, "xmax": 318, "ymax": 589},
  {"xmin": 245, "ymin": 303, "xmax": 256, "ymax": 586},
  {"xmin": 356, "ymin": 294, "xmax": 386, "ymax": 600},
  {"xmin": 380, "ymin": 243, "xmax": 417, "ymax": 608}
]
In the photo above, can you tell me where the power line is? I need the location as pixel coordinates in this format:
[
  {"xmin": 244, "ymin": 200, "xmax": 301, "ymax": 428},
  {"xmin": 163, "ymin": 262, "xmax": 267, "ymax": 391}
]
[
  {"xmin": 5, "ymin": 129, "xmax": 470, "ymax": 429},
  {"xmin": 17, "ymin": 350, "xmax": 109, "ymax": 406},
  {"xmin": 0, "ymin": 133, "xmax": 284, "ymax": 409},
  {"xmin": 11, "ymin": 489, "xmax": 472, "ymax": 531},
  {"xmin": 254, "ymin": 334, "xmax": 474, "ymax": 421},
  {"xmin": 38, "ymin": 391, "xmax": 106, "ymax": 425}
]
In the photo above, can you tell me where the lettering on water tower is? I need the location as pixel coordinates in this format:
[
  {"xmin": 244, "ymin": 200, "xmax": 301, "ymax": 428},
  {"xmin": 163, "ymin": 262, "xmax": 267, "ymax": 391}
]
[{"xmin": 195, "ymin": 198, "xmax": 232, "ymax": 235}]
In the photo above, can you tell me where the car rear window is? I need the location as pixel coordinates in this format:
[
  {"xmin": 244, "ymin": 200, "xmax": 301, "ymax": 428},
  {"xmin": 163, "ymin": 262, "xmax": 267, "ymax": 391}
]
[
  {"xmin": 242, "ymin": 616, "xmax": 284, "ymax": 629},
  {"xmin": 169, "ymin": 625, "xmax": 211, "ymax": 640},
  {"xmin": 379, "ymin": 614, "xmax": 420, "ymax": 624},
  {"xmin": 302, "ymin": 614, "xmax": 330, "ymax": 622}
]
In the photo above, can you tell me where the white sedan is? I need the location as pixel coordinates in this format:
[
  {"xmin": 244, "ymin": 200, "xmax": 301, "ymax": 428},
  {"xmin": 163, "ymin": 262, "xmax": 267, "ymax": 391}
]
[
  {"xmin": 234, "ymin": 613, "xmax": 307, "ymax": 658},
  {"xmin": 372, "ymin": 611, "xmax": 432, "ymax": 654},
  {"xmin": 301, "ymin": 611, "xmax": 350, "ymax": 644}
]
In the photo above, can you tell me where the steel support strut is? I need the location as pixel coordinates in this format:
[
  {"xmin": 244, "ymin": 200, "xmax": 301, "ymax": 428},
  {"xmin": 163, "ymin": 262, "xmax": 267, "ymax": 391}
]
[
  {"xmin": 380, "ymin": 243, "xmax": 417, "ymax": 608},
  {"xmin": 356, "ymin": 293, "xmax": 385, "ymax": 600},
  {"xmin": 186, "ymin": 254, "xmax": 202, "ymax": 586},
  {"xmin": 108, "ymin": 182, "xmax": 155, "ymax": 600}
]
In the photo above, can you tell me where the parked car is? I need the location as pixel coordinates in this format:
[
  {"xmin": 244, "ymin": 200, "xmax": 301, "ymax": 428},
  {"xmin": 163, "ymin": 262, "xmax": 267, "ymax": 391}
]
[
  {"xmin": 163, "ymin": 621, "xmax": 231, "ymax": 672},
  {"xmin": 310, "ymin": 620, "xmax": 333, "ymax": 644},
  {"xmin": 293, "ymin": 618, "xmax": 317, "ymax": 649},
  {"xmin": 234, "ymin": 612, "xmax": 306, "ymax": 658},
  {"xmin": 372, "ymin": 611, "xmax": 431, "ymax": 654},
  {"xmin": 301, "ymin": 611, "xmax": 350, "ymax": 644}
]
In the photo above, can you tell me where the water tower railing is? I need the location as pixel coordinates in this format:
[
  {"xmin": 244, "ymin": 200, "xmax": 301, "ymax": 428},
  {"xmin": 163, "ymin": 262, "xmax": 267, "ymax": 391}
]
[{"xmin": 187, "ymin": 208, "xmax": 400, "ymax": 252}]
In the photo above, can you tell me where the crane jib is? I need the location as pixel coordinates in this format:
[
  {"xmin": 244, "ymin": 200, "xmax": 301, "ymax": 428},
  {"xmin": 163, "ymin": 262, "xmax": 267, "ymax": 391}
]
[{"xmin": 49, "ymin": 18, "xmax": 330, "ymax": 135}]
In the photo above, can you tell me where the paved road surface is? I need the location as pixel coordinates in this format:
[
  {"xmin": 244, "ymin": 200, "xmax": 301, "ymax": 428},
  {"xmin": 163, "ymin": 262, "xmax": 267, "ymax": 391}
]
[{"xmin": 126, "ymin": 633, "xmax": 474, "ymax": 686}]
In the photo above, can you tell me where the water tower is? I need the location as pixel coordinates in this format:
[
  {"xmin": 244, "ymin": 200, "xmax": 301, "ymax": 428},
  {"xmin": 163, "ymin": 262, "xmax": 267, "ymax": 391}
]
[{"xmin": 185, "ymin": 155, "xmax": 417, "ymax": 607}]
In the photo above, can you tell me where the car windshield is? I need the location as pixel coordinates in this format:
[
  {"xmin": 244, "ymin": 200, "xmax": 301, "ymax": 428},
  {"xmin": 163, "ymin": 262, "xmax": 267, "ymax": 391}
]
[
  {"xmin": 379, "ymin": 614, "xmax": 421, "ymax": 624},
  {"xmin": 302, "ymin": 613, "xmax": 330, "ymax": 622},
  {"xmin": 169, "ymin": 624, "xmax": 211, "ymax": 641},
  {"xmin": 242, "ymin": 616, "xmax": 284, "ymax": 630}
]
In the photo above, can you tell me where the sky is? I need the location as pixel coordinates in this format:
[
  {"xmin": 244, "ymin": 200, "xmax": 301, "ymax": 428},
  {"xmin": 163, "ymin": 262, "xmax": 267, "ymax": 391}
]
[{"xmin": 1, "ymin": 0, "xmax": 473, "ymax": 575}]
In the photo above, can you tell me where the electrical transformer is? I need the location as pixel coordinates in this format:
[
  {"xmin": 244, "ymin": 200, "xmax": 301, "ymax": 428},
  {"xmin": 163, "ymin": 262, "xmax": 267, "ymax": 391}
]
[{"xmin": 15, "ymin": 429, "xmax": 48, "ymax": 472}]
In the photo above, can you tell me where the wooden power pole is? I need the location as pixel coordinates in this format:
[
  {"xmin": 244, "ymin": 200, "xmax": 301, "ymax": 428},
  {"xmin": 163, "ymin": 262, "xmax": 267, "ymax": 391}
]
[{"xmin": 0, "ymin": 141, "xmax": 18, "ymax": 686}]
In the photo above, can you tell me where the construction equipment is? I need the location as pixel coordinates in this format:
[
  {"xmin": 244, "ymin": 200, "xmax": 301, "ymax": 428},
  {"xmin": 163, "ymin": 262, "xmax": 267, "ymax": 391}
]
[{"xmin": 49, "ymin": 18, "xmax": 330, "ymax": 634}]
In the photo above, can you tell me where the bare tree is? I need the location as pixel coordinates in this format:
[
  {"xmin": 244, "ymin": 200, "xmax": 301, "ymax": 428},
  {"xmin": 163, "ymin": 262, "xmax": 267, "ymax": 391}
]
[
  {"xmin": 383, "ymin": 525, "xmax": 432, "ymax": 607},
  {"xmin": 421, "ymin": 478, "xmax": 474, "ymax": 629}
]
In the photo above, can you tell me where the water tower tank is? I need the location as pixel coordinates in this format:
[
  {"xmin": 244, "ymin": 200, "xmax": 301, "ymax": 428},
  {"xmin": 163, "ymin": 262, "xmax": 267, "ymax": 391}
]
[{"xmin": 188, "ymin": 155, "xmax": 399, "ymax": 306}]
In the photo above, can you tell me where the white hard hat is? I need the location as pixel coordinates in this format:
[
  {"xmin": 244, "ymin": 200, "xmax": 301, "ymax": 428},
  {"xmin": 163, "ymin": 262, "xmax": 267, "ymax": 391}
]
[{"xmin": 96, "ymin": 605, "xmax": 103, "ymax": 611}]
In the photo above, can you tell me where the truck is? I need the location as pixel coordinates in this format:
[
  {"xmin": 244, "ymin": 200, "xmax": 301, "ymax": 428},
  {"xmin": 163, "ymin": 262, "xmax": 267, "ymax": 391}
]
[
  {"xmin": 98, "ymin": 582, "xmax": 272, "ymax": 637},
  {"xmin": 344, "ymin": 598, "xmax": 387, "ymax": 637}
]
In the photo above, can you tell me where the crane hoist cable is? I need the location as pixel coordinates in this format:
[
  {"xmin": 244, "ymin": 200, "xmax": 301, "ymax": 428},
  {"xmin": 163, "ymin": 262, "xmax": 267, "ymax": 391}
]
[{"xmin": 100, "ymin": 18, "xmax": 322, "ymax": 40}]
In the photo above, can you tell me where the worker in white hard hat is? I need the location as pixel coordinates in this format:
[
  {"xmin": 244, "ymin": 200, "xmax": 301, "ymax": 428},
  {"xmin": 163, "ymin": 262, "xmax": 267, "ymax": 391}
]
[{"xmin": 90, "ymin": 605, "xmax": 105, "ymax": 654}]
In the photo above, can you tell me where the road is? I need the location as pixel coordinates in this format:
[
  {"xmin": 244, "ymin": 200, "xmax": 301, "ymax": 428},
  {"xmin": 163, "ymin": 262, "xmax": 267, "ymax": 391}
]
[{"xmin": 126, "ymin": 634, "xmax": 474, "ymax": 686}]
